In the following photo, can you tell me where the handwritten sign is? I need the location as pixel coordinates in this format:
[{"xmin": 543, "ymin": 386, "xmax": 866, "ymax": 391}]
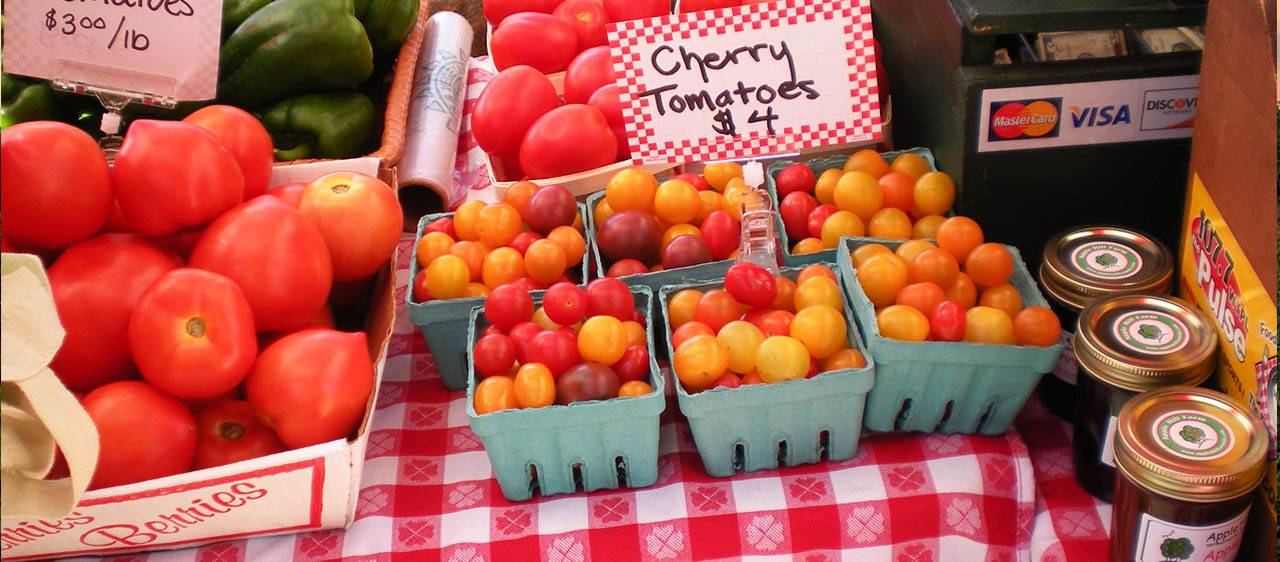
[
  {"xmin": 607, "ymin": 0, "xmax": 881, "ymax": 164},
  {"xmin": 2, "ymin": 0, "xmax": 222, "ymax": 100}
]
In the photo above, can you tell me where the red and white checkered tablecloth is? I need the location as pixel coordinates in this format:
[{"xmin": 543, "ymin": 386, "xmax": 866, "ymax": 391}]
[{"xmin": 66, "ymin": 249, "xmax": 1111, "ymax": 562}]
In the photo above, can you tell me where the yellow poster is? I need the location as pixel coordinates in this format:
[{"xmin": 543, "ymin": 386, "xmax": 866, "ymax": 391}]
[{"xmin": 1178, "ymin": 173, "xmax": 1277, "ymax": 516}]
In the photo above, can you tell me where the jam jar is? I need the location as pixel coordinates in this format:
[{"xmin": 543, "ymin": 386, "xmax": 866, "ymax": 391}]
[
  {"xmin": 1038, "ymin": 226, "xmax": 1173, "ymax": 420},
  {"xmin": 1072, "ymin": 293, "xmax": 1215, "ymax": 501},
  {"xmin": 1111, "ymin": 386, "xmax": 1267, "ymax": 562}
]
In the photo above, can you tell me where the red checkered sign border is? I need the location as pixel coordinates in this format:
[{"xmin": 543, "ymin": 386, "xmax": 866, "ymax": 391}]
[{"xmin": 606, "ymin": 0, "xmax": 881, "ymax": 164}]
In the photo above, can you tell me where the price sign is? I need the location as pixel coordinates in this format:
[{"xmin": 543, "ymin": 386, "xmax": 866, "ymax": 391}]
[
  {"xmin": 2, "ymin": 0, "xmax": 222, "ymax": 101},
  {"xmin": 608, "ymin": 0, "xmax": 881, "ymax": 164}
]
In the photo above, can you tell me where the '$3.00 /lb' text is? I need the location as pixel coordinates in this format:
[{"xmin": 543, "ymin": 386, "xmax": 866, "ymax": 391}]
[{"xmin": 45, "ymin": 10, "xmax": 150, "ymax": 51}]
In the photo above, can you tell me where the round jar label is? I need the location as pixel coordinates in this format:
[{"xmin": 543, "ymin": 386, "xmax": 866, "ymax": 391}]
[
  {"xmin": 1152, "ymin": 410, "xmax": 1234, "ymax": 460},
  {"xmin": 1070, "ymin": 241, "xmax": 1142, "ymax": 280},
  {"xmin": 1112, "ymin": 310, "xmax": 1189, "ymax": 355}
]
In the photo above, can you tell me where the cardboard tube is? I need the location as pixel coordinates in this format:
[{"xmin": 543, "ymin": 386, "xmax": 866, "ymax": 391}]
[{"xmin": 398, "ymin": 11, "xmax": 473, "ymax": 229}]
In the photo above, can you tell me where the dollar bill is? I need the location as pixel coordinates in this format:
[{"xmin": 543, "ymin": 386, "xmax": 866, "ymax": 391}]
[
  {"xmin": 1133, "ymin": 27, "xmax": 1204, "ymax": 54},
  {"xmin": 1036, "ymin": 30, "xmax": 1127, "ymax": 61},
  {"xmin": 993, "ymin": 48, "xmax": 1012, "ymax": 65}
]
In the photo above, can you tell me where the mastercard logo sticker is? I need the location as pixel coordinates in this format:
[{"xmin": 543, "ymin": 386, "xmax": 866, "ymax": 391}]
[{"xmin": 988, "ymin": 98, "xmax": 1062, "ymax": 141}]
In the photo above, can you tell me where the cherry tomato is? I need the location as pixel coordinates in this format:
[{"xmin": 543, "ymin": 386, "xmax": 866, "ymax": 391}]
[
  {"xmin": 896, "ymin": 282, "xmax": 947, "ymax": 317},
  {"xmin": 1, "ymin": 121, "xmax": 112, "ymax": 249},
  {"xmin": 711, "ymin": 374, "xmax": 743, "ymax": 389},
  {"xmin": 754, "ymin": 309, "xmax": 795, "ymax": 338},
  {"xmin": 485, "ymin": 284, "xmax": 535, "ymax": 332},
  {"xmin": 556, "ymin": 362, "xmax": 622, "ymax": 404},
  {"xmin": 1014, "ymin": 306, "xmax": 1062, "ymax": 347},
  {"xmin": 618, "ymin": 380, "xmax": 655, "ymax": 397},
  {"xmin": 542, "ymin": 282, "xmax": 589, "ymax": 326},
  {"xmin": 473, "ymin": 333, "xmax": 517, "ymax": 378},
  {"xmin": 807, "ymin": 204, "xmax": 839, "ymax": 239},
  {"xmin": 929, "ymin": 300, "xmax": 967, "ymax": 342},
  {"xmin": 424, "ymin": 216, "xmax": 456, "ymax": 238},
  {"xmin": 671, "ymin": 320, "xmax": 715, "ymax": 350},
  {"xmin": 513, "ymin": 363, "xmax": 556, "ymax": 408},
  {"xmin": 672, "ymin": 334, "xmax": 730, "ymax": 392},
  {"xmin": 876, "ymin": 304, "xmax": 930, "ymax": 342},
  {"xmin": 979, "ymin": 283, "xmax": 1024, "ymax": 320},
  {"xmin": 607, "ymin": 258, "xmax": 650, "ymax": 278},
  {"xmin": 755, "ymin": 336, "xmax": 810, "ymax": 383},
  {"xmin": 298, "ymin": 172, "xmax": 402, "ymax": 281},
  {"xmin": 47, "ymin": 234, "xmax": 181, "ymax": 393},
  {"xmin": 723, "ymin": 262, "xmax": 778, "ymax": 309},
  {"xmin": 474, "ymin": 375, "xmax": 519, "ymax": 414},
  {"xmin": 578, "ymin": 315, "xmax": 628, "ymax": 365},
  {"xmin": 694, "ymin": 289, "xmax": 741, "ymax": 332},
  {"xmin": 411, "ymin": 268, "xmax": 432, "ymax": 302},
  {"xmin": 83, "ymin": 381, "xmax": 196, "ymax": 489},
  {"xmin": 526, "ymin": 328, "xmax": 581, "ymax": 377},
  {"xmin": 909, "ymin": 247, "xmax": 961, "ymax": 288},
  {"xmin": 524, "ymin": 239, "xmax": 568, "ymax": 284},
  {"xmin": 585, "ymin": 277, "xmax": 634, "ymax": 320},
  {"xmin": 963, "ymin": 306, "xmax": 1016, "ymax": 345},
  {"xmin": 194, "ymin": 399, "xmax": 286, "ymax": 470},
  {"xmin": 182, "ymin": 104, "xmax": 274, "ymax": 200},
  {"xmin": 190, "ymin": 196, "xmax": 332, "ymax": 333},
  {"xmin": 246, "ymin": 329, "xmax": 373, "ymax": 448},
  {"xmin": 717, "ymin": 320, "xmax": 765, "ymax": 374},
  {"xmin": 113, "ymin": 120, "xmax": 244, "ymax": 238},
  {"xmin": 508, "ymin": 321, "xmax": 545, "ymax": 364},
  {"xmin": 790, "ymin": 305, "xmax": 848, "ymax": 359},
  {"xmin": 612, "ymin": 345, "xmax": 652, "ymax": 383},
  {"xmin": 699, "ymin": 210, "xmax": 740, "ymax": 260},
  {"xmin": 965, "ymin": 243, "xmax": 1015, "ymax": 288},
  {"xmin": 129, "ymin": 268, "xmax": 258, "ymax": 399}
]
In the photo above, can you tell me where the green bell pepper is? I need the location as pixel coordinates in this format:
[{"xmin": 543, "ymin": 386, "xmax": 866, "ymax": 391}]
[
  {"xmin": 261, "ymin": 92, "xmax": 378, "ymax": 161},
  {"xmin": 354, "ymin": 0, "xmax": 419, "ymax": 55},
  {"xmin": 221, "ymin": 0, "xmax": 274, "ymax": 34},
  {"xmin": 219, "ymin": 0, "xmax": 374, "ymax": 109},
  {"xmin": 2, "ymin": 74, "xmax": 56, "ymax": 129}
]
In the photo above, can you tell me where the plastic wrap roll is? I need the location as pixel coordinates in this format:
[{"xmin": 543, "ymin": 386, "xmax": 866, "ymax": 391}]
[{"xmin": 398, "ymin": 11, "xmax": 473, "ymax": 227}]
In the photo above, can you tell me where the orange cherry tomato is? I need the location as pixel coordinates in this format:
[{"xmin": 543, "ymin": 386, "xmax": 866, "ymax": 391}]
[
  {"xmin": 617, "ymin": 380, "xmax": 654, "ymax": 397},
  {"xmin": 667, "ymin": 288, "xmax": 704, "ymax": 328},
  {"xmin": 474, "ymin": 375, "xmax": 519, "ymax": 414},
  {"xmin": 978, "ymin": 283, "xmax": 1023, "ymax": 320},
  {"xmin": 965, "ymin": 242, "xmax": 1015, "ymax": 288},
  {"xmin": 578, "ymin": 315, "xmax": 627, "ymax": 365},
  {"xmin": 1014, "ymin": 306, "xmax": 1062, "ymax": 347},
  {"xmin": 513, "ymin": 363, "xmax": 555, "ymax": 408},
  {"xmin": 672, "ymin": 334, "xmax": 730, "ymax": 392}
]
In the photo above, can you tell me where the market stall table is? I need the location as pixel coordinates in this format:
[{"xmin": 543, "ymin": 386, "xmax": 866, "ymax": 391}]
[{"xmin": 59, "ymin": 244, "xmax": 1110, "ymax": 562}]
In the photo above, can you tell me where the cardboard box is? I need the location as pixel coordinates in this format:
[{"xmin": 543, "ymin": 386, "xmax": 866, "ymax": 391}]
[
  {"xmin": 1173, "ymin": 0, "xmax": 1277, "ymax": 558},
  {"xmin": 0, "ymin": 159, "xmax": 396, "ymax": 560}
]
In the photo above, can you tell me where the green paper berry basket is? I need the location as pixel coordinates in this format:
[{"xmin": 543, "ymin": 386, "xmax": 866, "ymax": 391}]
[
  {"xmin": 465, "ymin": 286, "xmax": 665, "ymax": 501},
  {"xmin": 764, "ymin": 147, "xmax": 937, "ymax": 267},
  {"xmin": 405, "ymin": 205, "xmax": 590, "ymax": 391},
  {"xmin": 657, "ymin": 263, "xmax": 876, "ymax": 477},
  {"xmin": 835, "ymin": 237, "xmax": 1063, "ymax": 435}
]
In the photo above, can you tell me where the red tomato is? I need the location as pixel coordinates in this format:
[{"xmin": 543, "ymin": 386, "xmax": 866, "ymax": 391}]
[
  {"xmin": 485, "ymin": 284, "xmax": 535, "ymax": 332},
  {"xmin": 484, "ymin": 0, "xmax": 559, "ymax": 25},
  {"xmin": 563, "ymin": 46, "xmax": 616, "ymax": 104},
  {"xmin": 680, "ymin": 0, "xmax": 741, "ymax": 12},
  {"xmin": 612, "ymin": 345, "xmax": 651, "ymax": 382},
  {"xmin": 113, "ymin": 120, "xmax": 245, "ymax": 238},
  {"xmin": 929, "ymin": 300, "xmax": 967, "ymax": 342},
  {"xmin": 587, "ymin": 84, "xmax": 630, "ymax": 160},
  {"xmin": 508, "ymin": 321, "xmax": 544, "ymax": 363},
  {"xmin": 724, "ymin": 262, "xmax": 778, "ymax": 308},
  {"xmin": 543, "ymin": 282, "xmax": 589, "ymax": 326},
  {"xmin": 1, "ymin": 121, "xmax": 112, "ymax": 250},
  {"xmin": 694, "ymin": 289, "xmax": 741, "ymax": 332},
  {"xmin": 607, "ymin": 258, "xmax": 650, "ymax": 278},
  {"xmin": 672, "ymin": 172, "xmax": 711, "ymax": 191},
  {"xmin": 194, "ymin": 399, "xmax": 286, "ymax": 470},
  {"xmin": 554, "ymin": 0, "xmax": 610, "ymax": 52},
  {"xmin": 490, "ymin": 13, "xmax": 578, "ymax": 73},
  {"xmin": 411, "ymin": 268, "xmax": 432, "ymax": 302},
  {"xmin": 754, "ymin": 309, "xmax": 795, "ymax": 338},
  {"xmin": 473, "ymin": 333, "xmax": 517, "ymax": 378},
  {"xmin": 556, "ymin": 362, "xmax": 621, "ymax": 404},
  {"xmin": 585, "ymin": 277, "xmax": 634, "ymax": 320},
  {"xmin": 807, "ymin": 204, "xmax": 839, "ymax": 239},
  {"xmin": 83, "ymin": 381, "xmax": 196, "ymax": 489},
  {"xmin": 182, "ymin": 105, "xmax": 273, "ymax": 200},
  {"xmin": 519, "ymin": 104, "xmax": 617, "ymax": 179},
  {"xmin": 699, "ymin": 210, "xmax": 740, "ymax": 260},
  {"xmin": 297, "ymin": 172, "xmax": 402, "ymax": 281},
  {"xmin": 523, "ymin": 184, "xmax": 578, "ymax": 235},
  {"xmin": 424, "ymin": 216, "xmax": 457, "ymax": 239},
  {"xmin": 189, "ymin": 196, "xmax": 332, "ymax": 333},
  {"xmin": 130, "ymin": 268, "xmax": 258, "ymax": 399},
  {"xmin": 525, "ymin": 328, "xmax": 580, "ymax": 377},
  {"xmin": 266, "ymin": 182, "xmax": 307, "ymax": 207},
  {"xmin": 508, "ymin": 230, "xmax": 543, "ymax": 255},
  {"xmin": 774, "ymin": 163, "xmax": 817, "ymax": 198},
  {"xmin": 472, "ymin": 65, "xmax": 560, "ymax": 157},
  {"xmin": 780, "ymin": 191, "xmax": 818, "ymax": 241},
  {"xmin": 604, "ymin": 0, "xmax": 669, "ymax": 21},
  {"xmin": 246, "ymin": 329, "xmax": 374, "ymax": 449},
  {"xmin": 47, "ymin": 234, "xmax": 182, "ymax": 392}
]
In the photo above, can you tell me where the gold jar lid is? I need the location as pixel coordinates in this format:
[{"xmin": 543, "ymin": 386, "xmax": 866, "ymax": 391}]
[
  {"xmin": 1115, "ymin": 386, "xmax": 1268, "ymax": 503},
  {"xmin": 1040, "ymin": 226, "xmax": 1173, "ymax": 311},
  {"xmin": 1074, "ymin": 293, "xmax": 1216, "ymax": 392}
]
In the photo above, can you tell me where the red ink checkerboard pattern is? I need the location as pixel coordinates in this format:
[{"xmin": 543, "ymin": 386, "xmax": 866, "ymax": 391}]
[
  {"xmin": 606, "ymin": 0, "xmax": 882, "ymax": 164},
  {"xmin": 74, "ymin": 238, "xmax": 1111, "ymax": 562}
]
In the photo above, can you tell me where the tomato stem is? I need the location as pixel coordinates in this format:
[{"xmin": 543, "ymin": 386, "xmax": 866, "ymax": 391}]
[
  {"xmin": 186, "ymin": 317, "xmax": 206, "ymax": 338},
  {"xmin": 331, "ymin": 183, "xmax": 350, "ymax": 194},
  {"xmin": 218, "ymin": 421, "xmax": 245, "ymax": 441}
]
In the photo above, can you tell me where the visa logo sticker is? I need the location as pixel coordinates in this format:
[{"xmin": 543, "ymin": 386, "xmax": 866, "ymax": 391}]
[{"xmin": 1069, "ymin": 105, "xmax": 1131, "ymax": 128}]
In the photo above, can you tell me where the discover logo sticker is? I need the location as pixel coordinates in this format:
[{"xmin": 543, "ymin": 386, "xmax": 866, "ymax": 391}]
[{"xmin": 1140, "ymin": 87, "xmax": 1197, "ymax": 130}]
